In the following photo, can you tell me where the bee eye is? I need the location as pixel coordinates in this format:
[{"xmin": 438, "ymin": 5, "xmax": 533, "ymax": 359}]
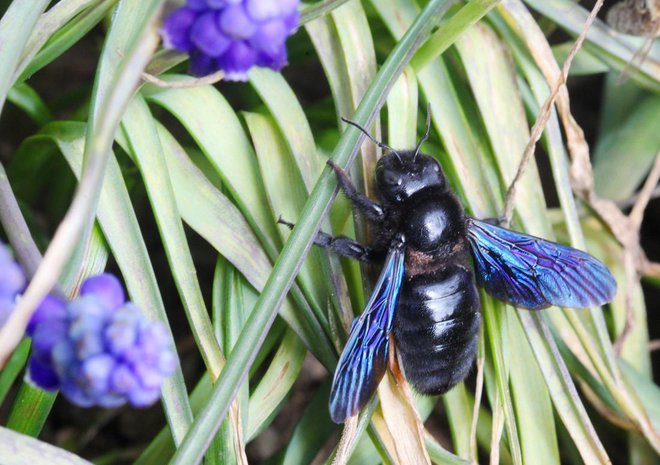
[{"xmin": 384, "ymin": 172, "xmax": 401, "ymax": 186}]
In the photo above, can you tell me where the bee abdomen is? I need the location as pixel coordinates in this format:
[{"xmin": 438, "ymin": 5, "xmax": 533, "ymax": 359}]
[{"xmin": 394, "ymin": 264, "xmax": 480, "ymax": 395}]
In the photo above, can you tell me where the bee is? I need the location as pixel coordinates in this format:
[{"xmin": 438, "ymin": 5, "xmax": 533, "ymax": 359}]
[{"xmin": 280, "ymin": 111, "xmax": 617, "ymax": 424}]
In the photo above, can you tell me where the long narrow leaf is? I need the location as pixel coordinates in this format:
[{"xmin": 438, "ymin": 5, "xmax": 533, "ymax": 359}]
[{"xmin": 151, "ymin": 124, "xmax": 335, "ymax": 367}]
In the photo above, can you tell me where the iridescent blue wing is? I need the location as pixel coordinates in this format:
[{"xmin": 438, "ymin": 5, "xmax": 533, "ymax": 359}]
[
  {"xmin": 466, "ymin": 218, "xmax": 617, "ymax": 310},
  {"xmin": 329, "ymin": 238, "xmax": 406, "ymax": 423}
]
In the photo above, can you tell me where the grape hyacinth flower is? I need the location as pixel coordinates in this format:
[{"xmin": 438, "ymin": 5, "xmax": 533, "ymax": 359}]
[
  {"xmin": 0, "ymin": 242, "xmax": 26, "ymax": 328},
  {"xmin": 161, "ymin": 0, "xmax": 300, "ymax": 80},
  {"xmin": 26, "ymin": 274, "xmax": 177, "ymax": 408}
]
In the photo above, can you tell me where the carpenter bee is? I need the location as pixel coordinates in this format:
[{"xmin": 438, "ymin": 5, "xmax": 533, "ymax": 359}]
[{"xmin": 280, "ymin": 110, "xmax": 617, "ymax": 424}]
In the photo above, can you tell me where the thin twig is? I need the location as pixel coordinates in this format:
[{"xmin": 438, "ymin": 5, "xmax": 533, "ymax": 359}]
[
  {"xmin": 629, "ymin": 153, "xmax": 660, "ymax": 229},
  {"xmin": 617, "ymin": 185, "xmax": 660, "ymax": 210},
  {"xmin": 612, "ymin": 153, "xmax": 660, "ymax": 353},
  {"xmin": 141, "ymin": 69, "xmax": 224, "ymax": 88},
  {"xmin": 501, "ymin": 0, "xmax": 605, "ymax": 226},
  {"xmin": 640, "ymin": 256, "xmax": 660, "ymax": 278},
  {"xmin": 615, "ymin": 17, "xmax": 659, "ymax": 85},
  {"xmin": 649, "ymin": 339, "xmax": 660, "ymax": 352},
  {"xmin": 614, "ymin": 252, "xmax": 638, "ymax": 355}
]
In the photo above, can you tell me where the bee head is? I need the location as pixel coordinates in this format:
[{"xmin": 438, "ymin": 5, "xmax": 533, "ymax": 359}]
[{"xmin": 375, "ymin": 151, "xmax": 446, "ymax": 204}]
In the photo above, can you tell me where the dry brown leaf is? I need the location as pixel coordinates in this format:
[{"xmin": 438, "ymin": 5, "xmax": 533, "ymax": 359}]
[
  {"xmin": 141, "ymin": 70, "xmax": 225, "ymax": 88},
  {"xmin": 377, "ymin": 348, "xmax": 431, "ymax": 465}
]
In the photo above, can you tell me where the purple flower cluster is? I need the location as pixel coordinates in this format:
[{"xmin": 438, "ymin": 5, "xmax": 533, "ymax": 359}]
[
  {"xmin": 0, "ymin": 242, "xmax": 26, "ymax": 328},
  {"xmin": 161, "ymin": 0, "xmax": 300, "ymax": 80},
  {"xmin": 27, "ymin": 274, "xmax": 177, "ymax": 408}
]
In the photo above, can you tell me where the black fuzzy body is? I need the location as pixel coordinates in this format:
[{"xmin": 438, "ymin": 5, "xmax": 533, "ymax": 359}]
[{"xmin": 374, "ymin": 159, "xmax": 481, "ymax": 396}]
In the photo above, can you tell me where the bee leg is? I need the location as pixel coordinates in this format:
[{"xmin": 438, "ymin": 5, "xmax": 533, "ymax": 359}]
[
  {"xmin": 278, "ymin": 217, "xmax": 375, "ymax": 262},
  {"xmin": 327, "ymin": 160, "xmax": 385, "ymax": 223}
]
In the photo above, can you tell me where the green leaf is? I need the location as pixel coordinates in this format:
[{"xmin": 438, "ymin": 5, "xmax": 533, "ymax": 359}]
[
  {"xmin": 618, "ymin": 361, "xmax": 660, "ymax": 433},
  {"xmin": 5, "ymin": 385, "xmax": 56, "ymax": 438},
  {"xmin": 243, "ymin": 110, "xmax": 329, "ymax": 331},
  {"xmin": 151, "ymin": 124, "xmax": 335, "ymax": 367},
  {"xmin": 120, "ymin": 96, "xmax": 226, "ymax": 377},
  {"xmin": 14, "ymin": 0, "xmax": 115, "ymax": 84},
  {"xmin": 247, "ymin": 329, "xmax": 306, "ymax": 440},
  {"xmin": 0, "ymin": 426, "xmax": 93, "ymax": 465},
  {"xmin": 552, "ymin": 42, "xmax": 608, "ymax": 75},
  {"xmin": 0, "ymin": 340, "xmax": 30, "ymax": 404},
  {"xmin": 120, "ymin": 96, "xmax": 250, "ymax": 461},
  {"xmin": 144, "ymin": 78, "xmax": 278, "ymax": 246},
  {"xmin": 516, "ymin": 312, "xmax": 611, "ymax": 464},
  {"xmin": 387, "ymin": 67, "xmax": 419, "ymax": 148},
  {"xmin": 210, "ymin": 259, "xmax": 251, "ymax": 465},
  {"xmin": 593, "ymin": 94, "xmax": 660, "ymax": 202},
  {"xmin": 482, "ymin": 298, "xmax": 523, "ymax": 465},
  {"xmin": 304, "ymin": 5, "xmax": 371, "ymax": 324},
  {"xmin": 282, "ymin": 382, "xmax": 337, "ymax": 465},
  {"xmin": 305, "ymin": 13, "xmax": 354, "ymax": 122},
  {"xmin": 300, "ymin": 0, "xmax": 352, "ymax": 24},
  {"xmin": 7, "ymin": 83, "xmax": 53, "ymax": 125},
  {"xmin": 0, "ymin": 0, "xmax": 50, "ymax": 115},
  {"xmin": 411, "ymin": 0, "xmax": 501, "ymax": 71},
  {"xmin": 425, "ymin": 433, "xmax": 470, "ymax": 465},
  {"xmin": 248, "ymin": 68, "xmax": 352, "ymax": 346},
  {"xmin": 248, "ymin": 68, "xmax": 324, "ymax": 190}
]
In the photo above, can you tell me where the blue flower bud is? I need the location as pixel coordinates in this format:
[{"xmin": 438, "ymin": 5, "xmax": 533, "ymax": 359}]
[
  {"xmin": 0, "ymin": 242, "xmax": 26, "ymax": 327},
  {"xmin": 161, "ymin": 0, "xmax": 300, "ymax": 80},
  {"xmin": 79, "ymin": 273, "xmax": 125, "ymax": 311},
  {"xmin": 27, "ymin": 274, "xmax": 177, "ymax": 409}
]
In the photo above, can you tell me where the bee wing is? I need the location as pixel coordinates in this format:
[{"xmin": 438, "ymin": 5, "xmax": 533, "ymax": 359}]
[
  {"xmin": 329, "ymin": 239, "xmax": 406, "ymax": 423},
  {"xmin": 466, "ymin": 218, "xmax": 617, "ymax": 311}
]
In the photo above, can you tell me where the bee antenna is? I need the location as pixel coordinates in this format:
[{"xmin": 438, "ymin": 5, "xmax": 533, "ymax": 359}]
[
  {"xmin": 341, "ymin": 117, "xmax": 402, "ymax": 162},
  {"xmin": 413, "ymin": 103, "xmax": 432, "ymax": 161}
]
